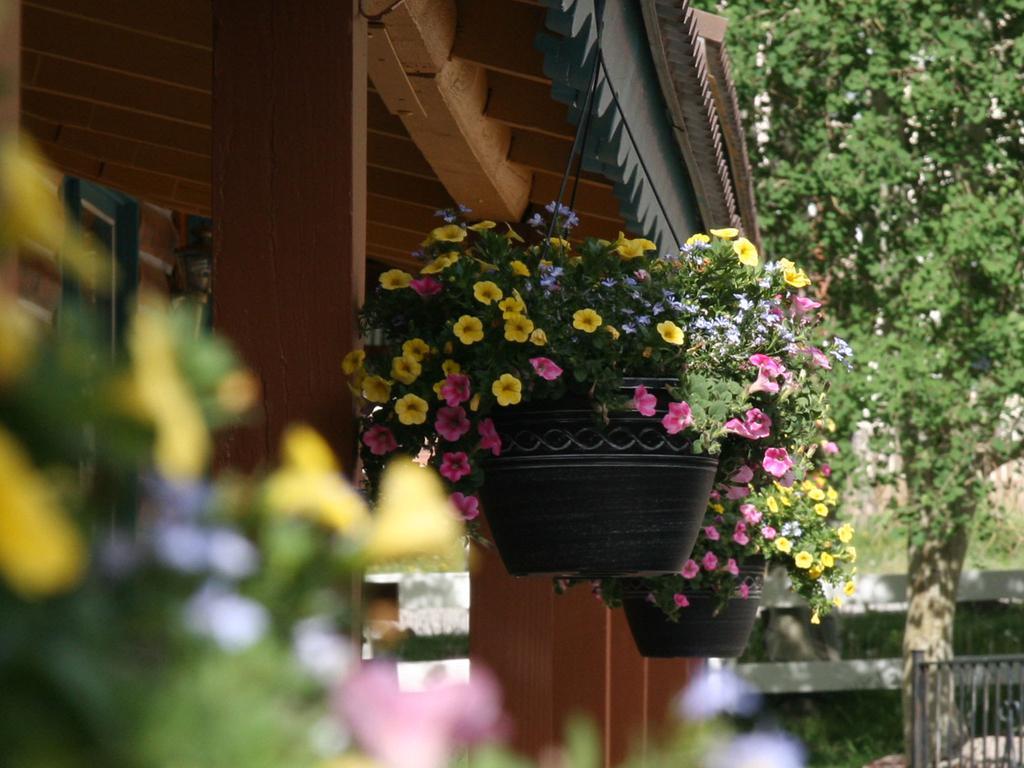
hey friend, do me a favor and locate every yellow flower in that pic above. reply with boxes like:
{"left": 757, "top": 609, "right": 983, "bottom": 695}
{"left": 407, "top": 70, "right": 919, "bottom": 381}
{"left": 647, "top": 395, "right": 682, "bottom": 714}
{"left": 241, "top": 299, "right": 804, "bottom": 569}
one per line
{"left": 845, "top": 545, "right": 858, "bottom": 563}
{"left": 391, "top": 355, "right": 422, "bottom": 385}
{"left": 529, "top": 328, "right": 548, "bottom": 346}
{"left": 468, "top": 220, "right": 496, "bottom": 231}
{"left": 473, "top": 281, "right": 504, "bottom": 305}
{"left": 499, "top": 293, "right": 527, "bottom": 318}
{"left": 800, "top": 479, "right": 815, "bottom": 493}
{"left": 402, "top": 338, "right": 430, "bottom": 361}
{"left": 808, "top": 487, "right": 826, "bottom": 502}
{"left": 808, "top": 564, "right": 824, "bottom": 579}
{"left": 265, "top": 425, "right": 369, "bottom": 533}
{"left": 813, "top": 503, "right": 829, "bottom": 517}
{"left": 794, "top": 551, "right": 814, "bottom": 569}
{"left": 0, "top": 427, "right": 85, "bottom": 597}
{"left": 709, "top": 503, "right": 725, "bottom": 514}
{"left": 492, "top": 373, "right": 522, "bottom": 406}
{"left": 766, "top": 496, "right": 779, "bottom": 514}
{"left": 504, "top": 224, "right": 525, "bottom": 243}
{"left": 420, "top": 253, "right": 459, "bottom": 274}
{"left": 453, "top": 315, "right": 484, "bottom": 345}
{"left": 837, "top": 523, "right": 855, "bottom": 543}
{"left": 605, "top": 325, "right": 620, "bottom": 340}
{"left": 510, "top": 260, "right": 530, "bottom": 277}
{"left": 342, "top": 349, "right": 365, "bottom": 375}
{"left": 783, "top": 265, "right": 811, "bottom": 288}
{"left": 615, "top": 232, "right": 657, "bottom": 259}
{"left": 395, "top": 393, "right": 429, "bottom": 425}
{"left": 548, "top": 237, "right": 572, "bottom": 251}
{"left": 844, "top": 580, "right": 857, "bottom": 597}
{"left": 0, "top": 300, "right": 38, "bottom": 384}
{"left": 685, "top": 233, "right": 710, "bottom": 246}
{"left": 733, "top": 237, "right": 759, "bottom": 267}
{"left": 710, "top": 227, "right": 739, "bottom": 239}
{"left": 427, "top": 224, "right": 467, "bottom": 244}
{"left": 833, "top": 596, "right": 844, "bottom": 608}
{"left": 128, "top": 305, "right": 210, "bottom": 479}
{"left": 441, "top": 359, "right": 461, "bottom": 376}
{"left": 810, "top": 610, "right": 821, "bottom": 625}
{"left": 433, "top": 380, "right": 445, "bottom": 399}
{"left": 362, "top": 375, "right": 392, "bottom": 403}
{"left": 504, "top": 314, "right": 534, "bottom": 343}
{"left": 826, "top": 488, "right": 839, "bottom": 505}
{"left": 469, "top": 393, "right": 481, "bottom": 411}
{"left": 820, "top": 552, "right": 835, "bottom": 568}
{"left": 572, "top": 308, "right": 602, "bottom": 333}
{"left": 361, "top": 461, "right": 462, "bottom": 563}
{"left": 656, "top": 320, "right": 685, "bottom": 345}
{"left": 379, "top": 269, "right": 412, "bottom": 290}
{"left": 775, "top": 536, "right": 792, "bottom": 554}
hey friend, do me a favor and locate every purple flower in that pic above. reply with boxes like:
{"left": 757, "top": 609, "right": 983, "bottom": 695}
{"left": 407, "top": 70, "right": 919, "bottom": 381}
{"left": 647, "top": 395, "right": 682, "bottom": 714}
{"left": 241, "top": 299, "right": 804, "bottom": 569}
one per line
{"left": 676, "top": 668, "right": 762, "bottom": 720}
{"left": 705, "top": 732, "right": 805, "bottom": 768}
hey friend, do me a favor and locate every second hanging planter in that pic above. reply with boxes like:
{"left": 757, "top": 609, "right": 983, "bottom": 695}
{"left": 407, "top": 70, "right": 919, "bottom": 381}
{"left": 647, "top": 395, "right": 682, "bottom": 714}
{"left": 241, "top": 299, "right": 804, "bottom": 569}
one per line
{"left": 479, "top": 380, "right": 718, "bottom": 578}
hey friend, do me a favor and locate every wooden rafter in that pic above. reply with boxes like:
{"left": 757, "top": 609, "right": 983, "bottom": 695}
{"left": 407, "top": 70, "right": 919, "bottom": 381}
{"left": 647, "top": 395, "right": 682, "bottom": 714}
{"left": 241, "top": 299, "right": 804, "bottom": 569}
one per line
{"left": 367, "top": 0, "right": 531, "bottom": 221}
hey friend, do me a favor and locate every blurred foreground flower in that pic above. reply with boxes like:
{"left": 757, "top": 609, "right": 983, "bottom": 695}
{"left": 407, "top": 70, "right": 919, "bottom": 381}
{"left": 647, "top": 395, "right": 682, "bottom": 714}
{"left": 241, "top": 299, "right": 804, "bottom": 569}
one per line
{"left": 335, "top": 662, "right": 504, "bottom": 768}
{"left": 705, "top": 731, "right": 805, "bottom": 768}
{"left": 128, "top": 303, "right": 211, "bottom": 479}
{"left": 0, "top": 426, "right": 85, "bottom": 597}
{"left": 361, "top": 460, "right": 463, "bottom": 563}
{"left": 265, "top": 424, "right": 369, "bottom": 534}
{"left": 184, "top": 581, "right": 270, "bottom": 652}
{"left": 677, "top": 668, "right": 761, "bottom": 720}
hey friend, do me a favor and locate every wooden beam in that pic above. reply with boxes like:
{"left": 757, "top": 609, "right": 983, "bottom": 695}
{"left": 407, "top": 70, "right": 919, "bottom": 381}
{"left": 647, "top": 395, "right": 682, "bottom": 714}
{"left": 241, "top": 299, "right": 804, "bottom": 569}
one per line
{"left": 368, "top": 193, "right": 442, "bottom": 234}
{"left": 23, "top": 52, "right": 211, "bottom": 126}
{"left": 26, "top": 0, "right": 212, "bottom": 49}
{"left": 21, "top": 88, "right": 210, "bottom": 155}
{"left": 531, "top": 170, "right": 623, "bottom": 222}
{"left": 212, "top": 0, "right": 366, "bottom": 472}
{"left": 369, "top": 0, "right": 531, "bottom": 220}
{"left": 485, "top": 71, "right": 573, "bottom": 140}
{"left": 21, "top": 4, "right": 211, "bottom": 92}
{"left": 368, "top": 165, "right": 454, "bottom": 210}
{"left": 368, "top": 130, "right": 435, "bottom": 179}
{"left": 367, "top": 220, "right": 423, "bottom": 255}
{"left": 451, "top": 0, "right": 549, "bottom": 83}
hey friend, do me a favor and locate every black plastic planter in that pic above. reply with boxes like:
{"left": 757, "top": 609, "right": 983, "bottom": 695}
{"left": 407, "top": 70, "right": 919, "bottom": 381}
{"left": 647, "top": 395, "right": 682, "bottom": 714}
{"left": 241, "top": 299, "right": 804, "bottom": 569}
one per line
{"left": 479, "top": 379, "right": 718, "bottom": 577}
{"left": 622, "top": 559, "right": 767, "bottom": 658}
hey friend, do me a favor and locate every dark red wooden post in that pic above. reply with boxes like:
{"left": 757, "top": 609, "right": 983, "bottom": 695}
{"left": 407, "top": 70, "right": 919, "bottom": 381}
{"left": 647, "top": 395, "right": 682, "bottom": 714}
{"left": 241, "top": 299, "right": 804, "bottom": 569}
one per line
{"left": 471, "top": 528, "right": 696, "bottom": 765}
{"left": 211, "top": 0, "right": 366, "bottom": 470}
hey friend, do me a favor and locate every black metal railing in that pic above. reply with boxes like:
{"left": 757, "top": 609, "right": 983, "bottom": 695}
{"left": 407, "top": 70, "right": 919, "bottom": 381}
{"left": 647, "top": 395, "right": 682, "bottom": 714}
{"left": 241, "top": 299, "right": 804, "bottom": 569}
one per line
{"left": 912, "top": 652, "right": 1024, "bottom": 767}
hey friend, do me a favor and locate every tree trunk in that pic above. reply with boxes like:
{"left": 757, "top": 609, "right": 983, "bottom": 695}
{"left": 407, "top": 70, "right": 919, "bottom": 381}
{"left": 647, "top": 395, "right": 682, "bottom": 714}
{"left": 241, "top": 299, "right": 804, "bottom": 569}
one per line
{"left": 901, "top": 521, "right": 969, "bottom": 760}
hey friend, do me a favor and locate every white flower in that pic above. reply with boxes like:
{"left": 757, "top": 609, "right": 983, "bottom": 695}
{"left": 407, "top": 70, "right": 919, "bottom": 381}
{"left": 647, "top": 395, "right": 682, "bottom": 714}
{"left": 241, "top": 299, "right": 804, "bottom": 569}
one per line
{"left": 184, "top": 582, "right": 269, "bottom": 652}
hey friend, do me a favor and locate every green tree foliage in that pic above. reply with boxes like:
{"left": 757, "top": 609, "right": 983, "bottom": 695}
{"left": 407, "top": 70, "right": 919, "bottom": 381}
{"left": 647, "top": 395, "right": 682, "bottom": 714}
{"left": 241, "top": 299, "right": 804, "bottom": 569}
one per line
{"left": 708, "top": 0, "right": 1024, "bottom": 750}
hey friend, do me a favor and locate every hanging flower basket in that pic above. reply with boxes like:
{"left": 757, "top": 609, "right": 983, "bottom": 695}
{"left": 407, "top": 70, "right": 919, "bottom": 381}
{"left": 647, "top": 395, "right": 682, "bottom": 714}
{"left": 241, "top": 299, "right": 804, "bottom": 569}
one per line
{"left": 480, "top": 380, "right": 718, "bottom": 577}
{"left": 621, "top": 558, "right": 766, "bottom": 658}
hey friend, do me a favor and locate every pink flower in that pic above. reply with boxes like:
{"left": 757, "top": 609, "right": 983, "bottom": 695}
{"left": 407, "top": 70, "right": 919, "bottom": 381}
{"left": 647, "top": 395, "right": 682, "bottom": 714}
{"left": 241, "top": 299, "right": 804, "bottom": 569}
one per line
{"left": 820, "top": 463, "right": 832, "bottom": 477}
{"left": 410, "top": 277, "right": 443, "bottom": 297}
{"left": 363, "top": 424, "right": 398, "bottom": 456}
{"left": 725, "top": 485, "right": 750, "bottom": 500}
{"left": 725, "top": 408, "right": 773, "bottom": 440}
{"left": 529, "top": 357, "right": 563, "bottom": 381}
{"left": 634, "top": 269, "right": 650, "bottom": 282}
{"left": 440, "top": 452, "right": 472, "bottom": 482}
{"left": 748, "top": 354, "right": 786, "bottom": 395}
{"left": 673, "top": 593, "right": 690, "bottom": 608}
{"left": 709, "top": 489, "right": 721, "bottom": 501}
{"left": 732, "top": 523, "right": 749, "bottom": 546}
{"left": 451, "top": 492, "right": 480, "bottom": 521}
{"left": 822, "top": 441, "right": 839, "bottom": 456}
{"left": 704, "top": 525, "right": 720, "bottom": 541}
{"left": 762, "top": 447, "right": 793, "bottom": 478}
{"left": 739, "top": 583, "right": 751, "bottom": 599}
{"left": 478, "top": 418, "right": 502, "bottom": 456}
{"left": 740, "top": 504, "right": 762, "bottom": 525}
{"left": 701, "top": 551, "right": 719, "bottom": 571}
{"left": 724, "top": 558, "right": 740, "bottom": 576}
{"left": 802, "top": 346, "right": 832, "bottom": 370}
{"left": 633, "top": 385, "right": 657, "bottom": 417}
{"left": 760, "top": 525, "right": 777, "bottom": 540}
{"left": 440, "top": 374, "right": 471, "bottom": 407}
{"left": 791, "top": 295, "right": 821, "bottom": 315}
{"left": 731, "top": 465, "right": 755, "bottom": 485}
{"left": 661, "top": 401, "right": 693, "bottom": 434}
{"left": 435, "top": 406, "right": 471, "bottom": 442}
{"left": 336, "top": 661, "right": 505, "bottom": 768}
{"left": 681, "top": 559, "right": 700, "bottom": 579}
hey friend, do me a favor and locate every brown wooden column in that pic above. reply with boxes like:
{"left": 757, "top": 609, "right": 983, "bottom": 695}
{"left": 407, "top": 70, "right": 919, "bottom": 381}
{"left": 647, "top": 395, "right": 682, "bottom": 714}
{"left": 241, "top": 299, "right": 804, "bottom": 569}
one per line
{"left": 471, "top": 533, "right": 696, "bottom": 765}
{"left": 2, "top": 1, "right": 19, "bottom": 279}
{"left": 211, "top": 0, "right": 366, "bottom": 470}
